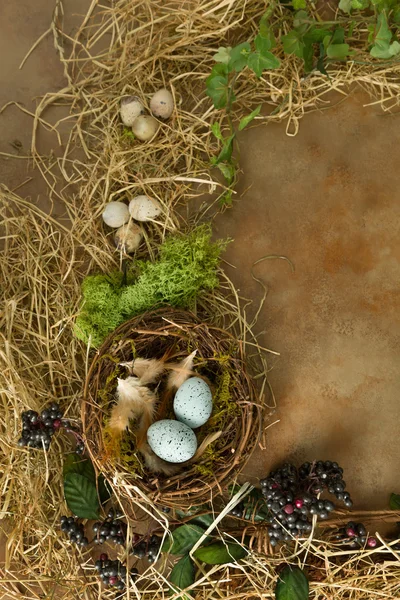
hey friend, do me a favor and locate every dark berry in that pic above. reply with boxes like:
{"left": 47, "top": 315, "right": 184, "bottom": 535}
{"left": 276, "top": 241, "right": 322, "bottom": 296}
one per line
{"left": 100, "top": 553, "right": 108, "bottom": 561}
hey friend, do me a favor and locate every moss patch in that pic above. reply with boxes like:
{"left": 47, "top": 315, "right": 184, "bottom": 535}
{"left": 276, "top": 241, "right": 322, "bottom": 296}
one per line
{"left": 74, "top": 225, "right": 228, "bottom": 347}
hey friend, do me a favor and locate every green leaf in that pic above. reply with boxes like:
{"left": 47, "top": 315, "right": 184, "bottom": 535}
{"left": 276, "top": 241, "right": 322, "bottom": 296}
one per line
{"left": 189, "top": 512, "right": 215, "bottom": 529}
{"left": 326, "top": 43, "right": 350, "bottom": 59}
{"left": 255, "top": 33, "right": 274, "bottom": 54}
{"left": 238, "top": 105, "right": 262, "bottom": 131}
{"left": 282, "top": 30, "right": 305, "bottom": 58}
{"left": 292, "top": 0, "right": 306, "bottom": 8}
{"left": 306, "top": 27, "right": 332, "bottom": 43}
{"left": 248, "top": 51, "right": 280, "bottom": 77}
{"left": 216, "top": 162, "right": 235, "bottom": 184}
{"left": 215, "top": 134, "right": 235, "bottom": 163}
{"left": 63, "top": 454, "right": 96, "bottom": 484}
{"left": 371, "top": 39, "right": 400, "bottom": 58}
{"left": 206, "top": 64, "right": 230, "bottom": 109}
{"left": 213, "top": 46, "right": 232, "bottom": 64}
{"left": 339, "top": 0, "right": 353, "bottom": 12}
{"left": 211, "top": 122, "right": 224, "bottom": 140}
{"left": 331, "top": 27, "right": 345, "bottom": 45}
{"left": 162, "top": 524, "right": 207, "bottom": 555}
{"left": 219, "top": 189, "right": 233, "bottom": 207}
{"left": 228, "top": 42, "right": 251, "bottom": 72}
{"left": 64, "top": 473, "right": 100, "bottom": 519}
{"left": 317, "top": 43, "right": 329, "bottom": 76}
{"left": 193, "top": 541, "right": 248, "bottom": 564}
{"left": 169, "top": 555, "right": 195, "bottom": 593}
{"left": 369, "top": 12, "right": 400, "bottom": 59}
{"left": 302, "top": 40, "right": 315, "bottom": 72}
{"left": 293, "top": 10, "right": 309, "bottom": 33}
{"left": 275, "top": 566, "right": 309, "bottom": 600}
{"left": 389, "top": 493, "right": 400, "bottom": 510}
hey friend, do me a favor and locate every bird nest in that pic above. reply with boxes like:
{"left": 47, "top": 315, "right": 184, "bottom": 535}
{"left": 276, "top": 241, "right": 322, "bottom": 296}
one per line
{"left": 82, "top": 307, "right": 261, "bottom": 509}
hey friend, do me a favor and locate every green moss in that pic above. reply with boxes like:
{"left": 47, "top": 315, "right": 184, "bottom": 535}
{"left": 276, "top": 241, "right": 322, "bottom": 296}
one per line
{"left": 74, "top": 225, "right": 227, "bottom": 347}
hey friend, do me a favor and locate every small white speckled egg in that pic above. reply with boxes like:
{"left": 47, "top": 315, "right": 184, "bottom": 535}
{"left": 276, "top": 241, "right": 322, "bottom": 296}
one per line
{"left": 102, "top": 201, "right": 130, "bottom": 228}
{"left": 120, "top": 96, "right": 144, "bottom": 127}
{"left": 150, "top": 89, "right": 174, "bottom": 119}
{"left": 147, "top": 420, "right": 197, "bottom": 463}
{"left": 174, "top": 377, "right": 213, "bottom": 429}
{"left": 129, "top": 195, "right": 162, "bottom": 222}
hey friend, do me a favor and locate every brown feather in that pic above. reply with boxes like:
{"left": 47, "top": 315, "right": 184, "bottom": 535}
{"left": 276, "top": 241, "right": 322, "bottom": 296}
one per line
{"left": 165, "top": 350, "right": 197, "bottom": 390}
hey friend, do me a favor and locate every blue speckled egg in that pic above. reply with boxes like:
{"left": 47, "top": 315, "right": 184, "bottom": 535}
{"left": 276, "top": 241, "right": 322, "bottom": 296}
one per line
{"left": 147, "top": 420, "right": 197, "bottom": 463}
{"left": 173, "top": 377, "right": 213, "bottom": 429}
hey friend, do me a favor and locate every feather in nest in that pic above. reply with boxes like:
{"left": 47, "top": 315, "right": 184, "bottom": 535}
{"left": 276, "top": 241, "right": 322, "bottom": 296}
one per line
{"left": 108, "top": 377, "right": 157, "bottom": 447}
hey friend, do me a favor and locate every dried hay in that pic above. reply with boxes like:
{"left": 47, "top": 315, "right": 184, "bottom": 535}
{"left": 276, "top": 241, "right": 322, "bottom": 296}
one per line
{"left": 1, "top": 0, "right": 400, "bottom": 597}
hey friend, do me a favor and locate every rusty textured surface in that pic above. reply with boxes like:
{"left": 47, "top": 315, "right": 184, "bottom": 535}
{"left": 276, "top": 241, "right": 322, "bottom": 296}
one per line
{"left": 214, "top": 95, "right": 400, "bottom": 509}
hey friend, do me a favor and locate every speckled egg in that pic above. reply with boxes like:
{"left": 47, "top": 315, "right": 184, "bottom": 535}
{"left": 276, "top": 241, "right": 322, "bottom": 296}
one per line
{"left": 150, "top": 88, "right": 174, "bottom": 119}
{"left": 147, "top": 420, "right": 197, "bottom": 463}
{"left": 173, "top": 377, "right": 213, "bottom": 429}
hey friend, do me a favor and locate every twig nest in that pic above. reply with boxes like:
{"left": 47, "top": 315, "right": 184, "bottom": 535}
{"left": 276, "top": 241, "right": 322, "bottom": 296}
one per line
{"left": 114, "top": 222, "right": 143, "bottom": 253}
{"left": 102, "top": 202, "right": 130, "bottom": 228}
{"left": 131, "top": 115, "right": 159, "bottom": 141}
{"left": 129, "top": 195, "right": 162, "bottom": 222}
{"left": 120, "top": 96, "right": 144, "bottom": 127}
{"left": 150, "top": 88, "right": 174, "bottom": 119}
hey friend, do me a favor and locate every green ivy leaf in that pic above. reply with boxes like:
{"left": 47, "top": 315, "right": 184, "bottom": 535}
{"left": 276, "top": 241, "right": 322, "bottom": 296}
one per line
{"left": 255, "top": 33, "right": 274, "bottom": 54}
{"left": 275, "top": 566, "right": 309, "bottom": 600}
{"left": 371, "top": 39, "right": 400, "bottom": 58}
{"left": 339, "top": 0, "right": 353, "bottom": 12}
{"left": 64, "top": 473, "right": 100, "bottom": 519}
{"left": 293, "top": 10, "right": 309, "bottom": 32}
{"left": 169, "top": 555, "right": 195, "bottom": 593}
{"left": 219, "top": 189, "right": 233, "bottom": 207}
{"left": 326, "top": 43, "right": 350, "bottom": 59}
{"left": 389, "top": 493, "right": 400, "bottom": 510}
{"left": 213, "top": 46, "right": 232, "bottom": 64}
{"left": 238, "top": 105, "right": 262, "bottom": 131}
{"left": 206, "top": 64, "right": 230, "bottom": 109}
{"left": 248, "top": 51, "right": 280, "bottom": 77}
{"left": 370, "top": 12, "right": 400, "bottom": 59}
{"left": 193, "top": 541, "right": 248, "bottom": 564}
{"left": 162, "top": 524, "right": 208, "bottom": 555}
{"left": 282, "top": 30, "right": 305, "bottom": 58}
{"left": 228, "top": 42, "right": 251, "bottom": 72}
{"left": 302, "top": 39, "right": 315, "bottom": 72}
{"left": 211, "top": 122, "right": 224, "bottom": 140}
{"left": 317, "top": 43, "right": 329, "bottom": 76}
{"left": 306, "top": 27, "right": 332, "bottom": 43}
{"left": 215, "top": 134, "right": 235, "bottom": 164}
{"left": 216, "top": 162, "right": 235, "bottom": 184}
{"left": 292, "top": 0, "right": 306, "bottom": 8}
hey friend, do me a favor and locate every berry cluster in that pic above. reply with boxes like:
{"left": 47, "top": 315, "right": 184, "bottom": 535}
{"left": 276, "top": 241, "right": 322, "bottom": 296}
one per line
{"left": 260, "top": 461, "right": 352, "bottom": 547}
{"left": 299, "top": 461, "right": 353, "bottom": 507}
{"left": 336, "top": 521, "right": 377, "bottom": 549}
{"left": 60, "top": 516, "right": 89, "bottom": 547}
{"left": 18, "top": 403, "right": 63, "bottom": 450}
{"left": 132, "top": 534, "right": 162, "bottom": 563}
{"left": 93, "top": 508, "right": 126, "bottom": 545}
{"left": 95, "top": 553, "right": 138, "bottom": 591}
